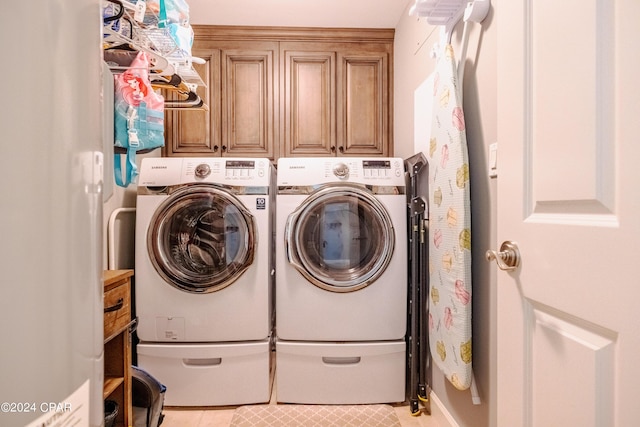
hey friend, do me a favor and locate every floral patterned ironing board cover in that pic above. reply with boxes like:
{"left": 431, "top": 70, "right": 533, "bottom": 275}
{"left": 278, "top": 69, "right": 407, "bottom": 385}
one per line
{"left": 427, "top": 44, "right": 473, "bottom": 390}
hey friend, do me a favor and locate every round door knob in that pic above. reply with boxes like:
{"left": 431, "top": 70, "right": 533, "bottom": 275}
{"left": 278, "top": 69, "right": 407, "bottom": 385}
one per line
{"left": 486, "top": 241, "right": 520, "bottom": 271}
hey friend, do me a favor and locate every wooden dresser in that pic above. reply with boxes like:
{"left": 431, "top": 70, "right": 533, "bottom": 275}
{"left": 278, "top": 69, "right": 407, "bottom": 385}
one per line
{"left": 103, "top": 269, "right": 134, "bottom": 427}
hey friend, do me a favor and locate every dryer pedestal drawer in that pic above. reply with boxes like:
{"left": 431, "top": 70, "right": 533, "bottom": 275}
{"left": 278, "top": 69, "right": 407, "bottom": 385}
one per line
{"left": 137, "top": 339, "right": 272, "bottom": 406}
{"left": 275, "top": 339, "right": 406, "bottom": 404}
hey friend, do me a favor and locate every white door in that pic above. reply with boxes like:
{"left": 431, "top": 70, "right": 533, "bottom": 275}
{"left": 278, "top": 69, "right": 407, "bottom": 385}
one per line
{"left": 496, "top": 1, "right": 640, "bottom": 426}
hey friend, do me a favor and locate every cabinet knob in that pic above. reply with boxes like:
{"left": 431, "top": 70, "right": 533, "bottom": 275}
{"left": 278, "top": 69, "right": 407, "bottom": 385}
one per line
{"left": 330, "top": 146, "right": 336, "bottom": 153}
{"left": 222, "top": 145, "right": 227, "bottom": 152}
{"left": 338, "top": 146, "right": 344, "bottom": 153}
{"left": 213, "top": 145, "right": 219, "bottom": 152}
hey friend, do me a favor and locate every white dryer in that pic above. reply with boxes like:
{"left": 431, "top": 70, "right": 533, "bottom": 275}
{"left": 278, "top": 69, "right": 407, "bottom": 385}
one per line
{"left": 135, "top": 157, "right": 274, "bottom": 406}
{"left": 275, "top": 157, "right": 407, "bottom": 341}
{"left": 275, "top": 157, "right": 407, "bottom": 404}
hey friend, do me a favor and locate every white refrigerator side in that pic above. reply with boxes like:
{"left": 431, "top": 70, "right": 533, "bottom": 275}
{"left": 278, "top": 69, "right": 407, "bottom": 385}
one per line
{"left": 0, "top": 1, "right": 104, "bottom": 426}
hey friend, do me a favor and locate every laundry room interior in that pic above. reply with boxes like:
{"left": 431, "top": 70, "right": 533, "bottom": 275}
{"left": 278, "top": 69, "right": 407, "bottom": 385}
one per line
{"left": 3, "top": 1, "right": 639, "bottom": 427}
{"left": 100, "top": 1, "right": 495, "bottom": 425}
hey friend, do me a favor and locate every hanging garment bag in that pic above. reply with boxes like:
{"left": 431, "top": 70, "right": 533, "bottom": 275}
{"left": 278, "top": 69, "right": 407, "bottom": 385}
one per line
{"left": 113, "top": 51, "right": 165, "bottom": 187}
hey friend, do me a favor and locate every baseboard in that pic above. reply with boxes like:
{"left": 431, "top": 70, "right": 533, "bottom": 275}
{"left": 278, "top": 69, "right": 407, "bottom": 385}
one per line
{"left": 430, "top": 392, "right": 460, "bottom": 427}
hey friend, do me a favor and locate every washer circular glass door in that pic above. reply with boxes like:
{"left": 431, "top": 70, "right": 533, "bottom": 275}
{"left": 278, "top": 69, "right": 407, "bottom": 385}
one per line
{"left": 148, "top": 185, "right": 255, "bottom": 293}
{"left": 285, "top": 185, "right": 395, "bottom": 292}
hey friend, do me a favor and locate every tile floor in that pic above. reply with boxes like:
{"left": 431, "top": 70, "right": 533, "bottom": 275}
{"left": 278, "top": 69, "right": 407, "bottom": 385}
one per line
{"left": 162, "top": 403, "right": 438, "bottom": 427}
{"left": 160, "top": 377, "right": 438, "bottom": 427}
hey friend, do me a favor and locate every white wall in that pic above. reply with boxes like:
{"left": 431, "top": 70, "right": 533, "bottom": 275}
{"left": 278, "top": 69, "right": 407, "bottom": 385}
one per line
{"left": 102, "top": 150, "right": 160, "bottom": 270}
{"left": 393, "top": 2, "right": 498, "bottom": 426}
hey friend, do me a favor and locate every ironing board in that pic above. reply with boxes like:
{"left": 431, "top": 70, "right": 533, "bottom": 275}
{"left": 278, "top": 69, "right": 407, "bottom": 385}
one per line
{"left": 427, "top": 44, "right": 472, "bottom": 390}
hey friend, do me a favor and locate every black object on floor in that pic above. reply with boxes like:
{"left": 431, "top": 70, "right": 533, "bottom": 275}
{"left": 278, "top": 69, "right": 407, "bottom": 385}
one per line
{"left": 132, "top": 365, "right": 166, "bottom": 427}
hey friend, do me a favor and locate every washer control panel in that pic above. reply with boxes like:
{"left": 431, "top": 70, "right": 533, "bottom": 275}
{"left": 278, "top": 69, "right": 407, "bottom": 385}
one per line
{"left": 361, "top": 159, "right": 402, "bottom": 178}
{"left": 223, "top": 160, "right": 266, "bottom": 179}
{"left": 174, "top": 159, "right": 270, "bottom": 184}
{"left": 194, "top": 163, "right": 211, "bottom": 178}
{"left": 332, "top": 162, "right": 350, "bottom": 180}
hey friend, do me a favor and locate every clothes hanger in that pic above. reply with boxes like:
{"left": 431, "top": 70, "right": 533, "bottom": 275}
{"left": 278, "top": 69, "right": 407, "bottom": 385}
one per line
{"left": 164, "top": 91, "right": 208, "bottom": 110}
{"left": 103, "top": 28, "right": 174, "bottom": 74}
{"left": 103, "top": 0, "right": 176, "bottom": 75}
{"left": 103, "top": 0, "right": 124, "bottom": 25}
{"left": 104, "top": 0, "right": 207, "bottom": 109}
{"left": 149, "top": 73, "right": 209, "bottom": 110}
{"left": 150, "top": 73, "right": 192, "bottom": 94}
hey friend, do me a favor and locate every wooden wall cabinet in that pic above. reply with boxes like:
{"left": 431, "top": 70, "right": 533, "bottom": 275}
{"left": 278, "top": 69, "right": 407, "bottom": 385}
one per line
{"left": 164, "top": 41, "right": 278, "bottom": 160}
{"left": 164, "top": 26, "right": 394, "bottom": 162}
{"left": 103, "top": 270, "right": 134, "bottom": 427}
{"left": 281, "top": 41, "right": 391, "bottom": 157}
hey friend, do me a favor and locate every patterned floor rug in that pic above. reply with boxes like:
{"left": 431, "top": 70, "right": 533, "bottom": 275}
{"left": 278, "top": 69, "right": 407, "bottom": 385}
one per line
{"left": 230, "top": 404, "right": 402, "bottom": 427}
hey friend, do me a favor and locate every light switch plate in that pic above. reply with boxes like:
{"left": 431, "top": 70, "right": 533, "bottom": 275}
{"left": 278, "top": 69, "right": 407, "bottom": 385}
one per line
{"left": 489, "top": 143, "right": 498, "bottom": 178}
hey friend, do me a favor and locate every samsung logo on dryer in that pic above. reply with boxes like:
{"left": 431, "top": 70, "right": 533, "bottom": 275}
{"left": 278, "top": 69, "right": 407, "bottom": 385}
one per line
{"left": 151, "top": 166, "right": 168, "bottom": 169}
{"left": 288, "top": 165, "right": 306, "bottom": 169}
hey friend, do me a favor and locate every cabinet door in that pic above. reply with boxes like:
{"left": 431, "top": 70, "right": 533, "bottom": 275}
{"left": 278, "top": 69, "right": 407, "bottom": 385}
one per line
{"left": 281, "top": 43, "right": 336, "bottom": 157}
{"left": 337, "top": 46, "right": 390, "bottom": 156}
{"left": 164, "top": 42, "right": 278, "bottom": 160}
{"left": 220, "top": 43, "right": 278, "bottom": 159}
{"left": 164, "top": 50, "right": 221, "bottom": 156}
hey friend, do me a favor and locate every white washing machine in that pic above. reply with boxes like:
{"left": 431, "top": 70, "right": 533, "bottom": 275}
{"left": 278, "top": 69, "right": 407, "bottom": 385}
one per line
{"left": 135, "top": 157, "right": 274, "bottom": 406}
{"left": 275, "top": 157, "right": 407, "bottom": 404}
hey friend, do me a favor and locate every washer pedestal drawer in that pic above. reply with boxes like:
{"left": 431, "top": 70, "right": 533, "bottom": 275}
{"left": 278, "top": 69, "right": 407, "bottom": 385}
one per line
{"left": 137, "top": 338, "right": 272, "bottom": 406}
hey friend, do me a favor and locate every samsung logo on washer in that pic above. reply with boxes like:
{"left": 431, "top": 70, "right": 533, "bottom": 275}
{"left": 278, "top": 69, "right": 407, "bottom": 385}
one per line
{"left": 288, "top": 165, "right": 306, "bottom": 169}
{"left": 151, "top": 166, "right": 167, "bottom": 169}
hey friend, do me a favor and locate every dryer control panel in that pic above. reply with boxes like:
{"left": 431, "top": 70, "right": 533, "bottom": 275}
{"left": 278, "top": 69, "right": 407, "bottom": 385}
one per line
{"left": 277, "top": 157, "right": 405, "bottom": 186}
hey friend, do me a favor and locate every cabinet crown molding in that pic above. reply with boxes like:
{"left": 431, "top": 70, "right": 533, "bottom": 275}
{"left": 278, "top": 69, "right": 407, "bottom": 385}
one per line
{"left": 193, "top": 25, "right": 395, "bottom": 43}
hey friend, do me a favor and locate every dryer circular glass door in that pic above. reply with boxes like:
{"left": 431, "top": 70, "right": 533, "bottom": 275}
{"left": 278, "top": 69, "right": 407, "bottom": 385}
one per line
{"left": 147, "top": 185, "right": 256, "bottom": 293}
{"left": 285, "top": 185, "right": 395, "bottom": 292}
